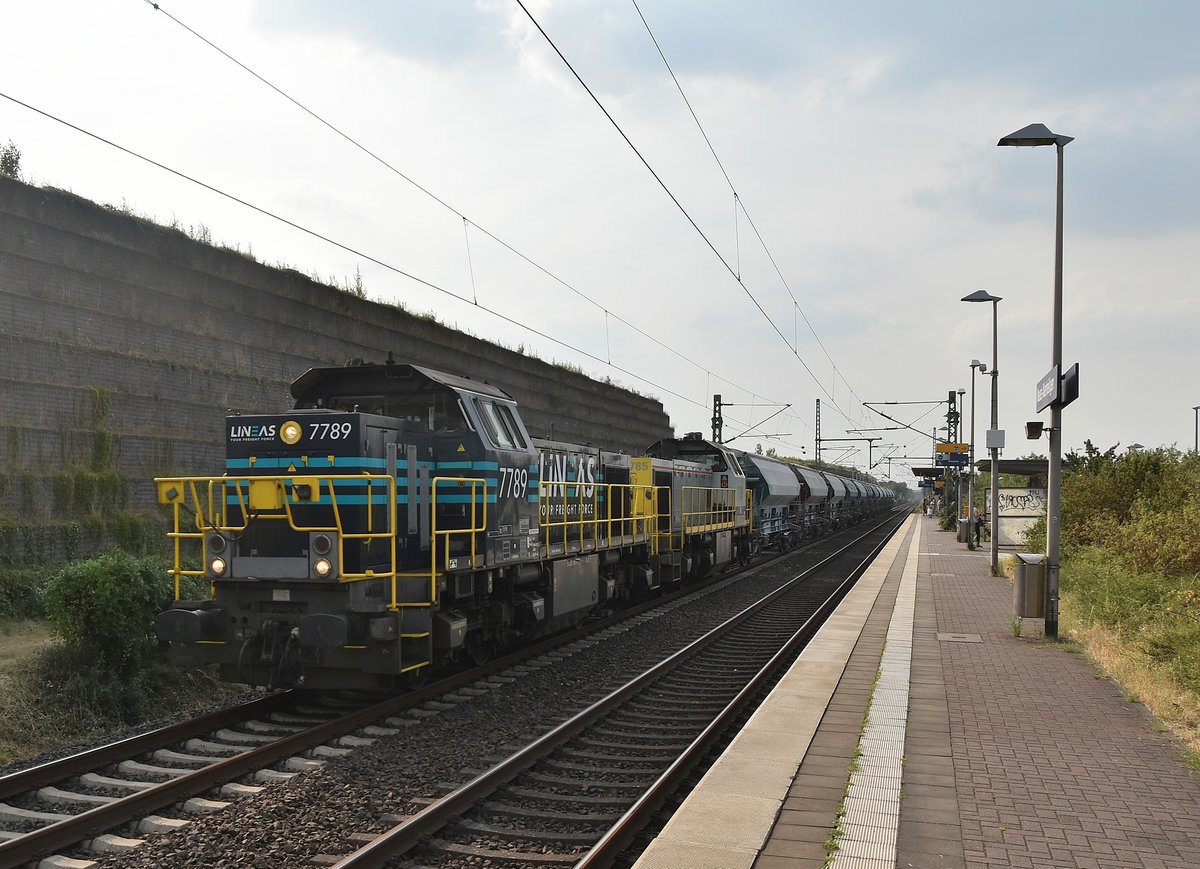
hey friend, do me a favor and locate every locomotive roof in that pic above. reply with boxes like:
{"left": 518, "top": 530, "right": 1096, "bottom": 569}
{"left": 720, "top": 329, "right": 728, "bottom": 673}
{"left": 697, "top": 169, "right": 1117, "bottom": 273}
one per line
{"left": 290, "top": 360, "right": 515, "bottom": 403}
{"left": 645, "top": 435, "right": 726, "bottom": 459}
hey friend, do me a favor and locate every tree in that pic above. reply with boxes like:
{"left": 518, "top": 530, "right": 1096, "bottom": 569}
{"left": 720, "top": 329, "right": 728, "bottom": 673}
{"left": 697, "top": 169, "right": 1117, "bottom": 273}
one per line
{"left": 0, "top": 139, "right": 20, "bottom": 179}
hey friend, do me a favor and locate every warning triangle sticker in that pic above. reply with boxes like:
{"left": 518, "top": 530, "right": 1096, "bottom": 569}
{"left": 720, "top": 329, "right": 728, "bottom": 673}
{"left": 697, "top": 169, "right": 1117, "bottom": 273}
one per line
{"left": 287, "top": 463, "right": 297, "bottom": 473}
{"left": 457, "top": 444, "right": 467, "bottom": 453}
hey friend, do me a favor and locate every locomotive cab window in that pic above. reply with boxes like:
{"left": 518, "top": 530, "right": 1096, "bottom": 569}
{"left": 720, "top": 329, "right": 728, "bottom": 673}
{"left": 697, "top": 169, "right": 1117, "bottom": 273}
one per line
{"left": 321, "top": 386, "right": 469, "bottom": 432}
{"left": 474, "top": 399, "right": 526, "bottom": 450}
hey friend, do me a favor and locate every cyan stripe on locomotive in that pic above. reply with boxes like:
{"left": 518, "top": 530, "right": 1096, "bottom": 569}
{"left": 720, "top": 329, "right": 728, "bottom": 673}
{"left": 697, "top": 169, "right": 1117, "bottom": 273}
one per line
{"left": 155, "top": 359, "right": 748, "bottom": 690}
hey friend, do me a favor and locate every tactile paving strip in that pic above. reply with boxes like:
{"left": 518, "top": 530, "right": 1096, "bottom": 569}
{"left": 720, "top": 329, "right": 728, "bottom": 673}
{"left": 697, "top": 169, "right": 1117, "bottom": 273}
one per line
{"left": 828, "top": 521, "right": 919, "bottom": 869}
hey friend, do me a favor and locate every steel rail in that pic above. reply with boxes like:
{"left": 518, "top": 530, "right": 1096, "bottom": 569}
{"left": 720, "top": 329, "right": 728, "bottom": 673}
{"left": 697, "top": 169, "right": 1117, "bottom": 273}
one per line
{"left": 0, "top": 691, "right": 294, "bottom": 801}
{"left": 0, "top": 544, "right": 743, "bottom": 869}
{"left": 0, "top": 507, "right": 904, "bottom": 868}
{"left": 576, "top": 510, "right": 910, "bottom": 867}
{"left": 328, "top": 508, "right": 909, "bottom": 869}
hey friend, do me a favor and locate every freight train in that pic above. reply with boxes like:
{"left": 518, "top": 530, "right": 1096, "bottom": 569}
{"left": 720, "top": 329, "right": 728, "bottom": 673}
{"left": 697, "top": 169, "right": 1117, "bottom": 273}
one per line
{"left": 155, "top": 357, "right": 895, "bottom": 689}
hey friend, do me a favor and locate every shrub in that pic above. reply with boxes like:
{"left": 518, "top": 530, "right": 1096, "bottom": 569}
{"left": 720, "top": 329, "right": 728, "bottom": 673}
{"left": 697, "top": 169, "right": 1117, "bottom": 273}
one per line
{"left": 1121, "top": 500, "right": 1200, "bottom": 576}
{"left": 0, "top": 568, "right": 49, "bottom": 619}
{"left": 43, "top": 551, "right": 171, "bottom": 671}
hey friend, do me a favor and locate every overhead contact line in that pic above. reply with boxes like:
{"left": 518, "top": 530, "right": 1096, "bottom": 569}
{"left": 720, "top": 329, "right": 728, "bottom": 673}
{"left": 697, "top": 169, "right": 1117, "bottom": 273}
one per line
{"left": 0, "top": 90, "right": 702, "bottom": 415}
{"left": 515, "top": 0, "right": 865, "bottom": 430}
{"left": 138, "top": 0, "right": 780, "bottom": 430}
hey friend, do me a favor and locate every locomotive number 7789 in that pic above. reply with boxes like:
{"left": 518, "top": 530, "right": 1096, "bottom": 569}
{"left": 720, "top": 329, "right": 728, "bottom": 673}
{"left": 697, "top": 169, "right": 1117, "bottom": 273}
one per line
{"left": 498, "top": 466, "right": 529, "bottom": 500}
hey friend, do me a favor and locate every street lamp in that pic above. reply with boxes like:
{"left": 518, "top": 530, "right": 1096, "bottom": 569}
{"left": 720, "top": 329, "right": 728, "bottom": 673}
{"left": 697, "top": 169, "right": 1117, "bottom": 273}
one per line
{"left": 968, "top": 359, "right": 988, "bottom": 549}
{"left": 1193, "top": 406, "right": 1199, "bottom": 453}
{"left": 998, "top": 122, "right": 1072, "bottom": 639}
{"left": 962, "top": 289, "right": 1002, "bottom": 574}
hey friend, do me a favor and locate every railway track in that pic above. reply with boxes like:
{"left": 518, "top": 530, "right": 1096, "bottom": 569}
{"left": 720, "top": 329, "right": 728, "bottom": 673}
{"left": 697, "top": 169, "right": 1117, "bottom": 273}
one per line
{"left": 321, "top": 510, "right": 908, "bottom": 868}
{"left": 0, "top": 690, "right": 427, "bottom": 869}
{"left": 0, "top": 510, "right": 907, "bottom": 869}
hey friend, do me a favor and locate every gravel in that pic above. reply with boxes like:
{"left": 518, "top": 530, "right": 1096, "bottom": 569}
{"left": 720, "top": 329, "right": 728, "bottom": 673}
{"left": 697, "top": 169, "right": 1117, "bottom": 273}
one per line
{"left": 84, "top": 541, "right": 856, "bottom": 868}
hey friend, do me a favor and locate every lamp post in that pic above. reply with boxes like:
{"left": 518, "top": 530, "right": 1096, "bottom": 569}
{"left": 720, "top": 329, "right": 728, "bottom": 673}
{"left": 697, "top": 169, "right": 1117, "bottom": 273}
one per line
{"left": 998, "top": 122, "right": 1072, "bottom": 639}
{"left": 1193, "top": 405, "right": 1199, "bottom": 453}
{"left": 968, "top": 359, "right": 987, "bottom": 549}
{"left": 962, "top": 290, "right": 1002, "bottom": 574}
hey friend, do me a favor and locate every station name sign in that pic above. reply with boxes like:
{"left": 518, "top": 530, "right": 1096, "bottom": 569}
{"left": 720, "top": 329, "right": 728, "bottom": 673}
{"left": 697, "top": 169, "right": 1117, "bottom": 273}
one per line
{"left": 1035, "top": 366, "right": 1060, "bottom": 413}
{"left": 935, "top": 442, "right": 969, "bottom": 454}
{"left": 1035, "top": 363, "right": 1080, "bottom": 413}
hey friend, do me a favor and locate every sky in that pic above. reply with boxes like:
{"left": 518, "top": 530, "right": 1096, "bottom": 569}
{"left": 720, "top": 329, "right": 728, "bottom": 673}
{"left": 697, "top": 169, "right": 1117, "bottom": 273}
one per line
{"left": 2, "top": 0, "right": 1198, "bottom": 484}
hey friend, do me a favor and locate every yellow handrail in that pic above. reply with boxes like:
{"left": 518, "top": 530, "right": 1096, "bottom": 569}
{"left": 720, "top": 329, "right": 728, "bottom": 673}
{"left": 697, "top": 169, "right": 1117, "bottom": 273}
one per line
{"left": 424, "top": 476, "right": 489, "bottom": 607}
{"left": 680, "top": 485, "right": 738, "bottom": 532}
{"left": 157, "top": 473, "right": 397, "bottom": 600}
{"left": 538, "top": 482, "right": 664, "bottom": 554}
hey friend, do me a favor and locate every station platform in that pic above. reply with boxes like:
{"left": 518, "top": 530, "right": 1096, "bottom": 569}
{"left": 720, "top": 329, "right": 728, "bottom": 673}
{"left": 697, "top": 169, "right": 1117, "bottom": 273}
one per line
{"left": 634, "top": 514, "right": 1200, "bottom": 869}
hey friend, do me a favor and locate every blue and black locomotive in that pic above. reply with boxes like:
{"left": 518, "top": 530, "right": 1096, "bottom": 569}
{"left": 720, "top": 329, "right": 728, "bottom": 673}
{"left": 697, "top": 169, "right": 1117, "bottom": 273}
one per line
{"left": 155, "top": 357, "right": 755, "bottom": 689}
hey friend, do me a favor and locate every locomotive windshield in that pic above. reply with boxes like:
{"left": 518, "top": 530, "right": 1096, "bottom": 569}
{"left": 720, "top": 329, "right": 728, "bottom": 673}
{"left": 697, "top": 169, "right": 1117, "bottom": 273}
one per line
{"left": 302, "top": 384, "right": 471, "bottom": 433}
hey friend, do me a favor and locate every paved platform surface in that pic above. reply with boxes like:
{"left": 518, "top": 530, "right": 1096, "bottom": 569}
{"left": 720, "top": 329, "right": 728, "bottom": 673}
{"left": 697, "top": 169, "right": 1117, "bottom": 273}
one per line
{"left": 635, "top": 514, "right": 1200, "bottom": 869}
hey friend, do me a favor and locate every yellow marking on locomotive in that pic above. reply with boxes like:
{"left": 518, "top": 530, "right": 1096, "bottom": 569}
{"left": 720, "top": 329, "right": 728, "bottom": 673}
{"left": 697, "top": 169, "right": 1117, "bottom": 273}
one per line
{"left": 249, "top": 479, "right": 283, "bottom": 511}
{"left": 157, "top": 480, "right": 185, "bottom": 504}
{"left": 290, "top": 477, "right": 319, "bottom": 502}
{"left": 342, "top": 645, "right": 367, "bottom": 650}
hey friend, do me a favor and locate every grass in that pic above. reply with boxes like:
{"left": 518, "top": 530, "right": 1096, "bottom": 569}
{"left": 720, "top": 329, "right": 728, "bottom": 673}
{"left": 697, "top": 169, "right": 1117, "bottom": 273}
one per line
{"left": 0, "top": 618, "right": 53, "bottom": 665}
{"left": 0, "top": 623, "right": 245, "bottom": 765}
{"left": 1057, "top": 550, "right": 1200, "bottom": 762}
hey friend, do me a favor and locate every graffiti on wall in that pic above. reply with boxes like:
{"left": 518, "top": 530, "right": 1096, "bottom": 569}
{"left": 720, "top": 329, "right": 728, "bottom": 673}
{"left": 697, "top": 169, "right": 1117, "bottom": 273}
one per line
{"left": 995, "top": 489, "right": 1047, "bottom": 517}
{"left": 986, "top": 487, "right": 1047, "bottom": 547}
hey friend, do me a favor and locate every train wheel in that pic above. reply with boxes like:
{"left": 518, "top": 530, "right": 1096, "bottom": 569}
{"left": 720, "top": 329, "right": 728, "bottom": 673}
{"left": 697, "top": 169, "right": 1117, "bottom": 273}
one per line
{"left": 466, "top": 634, "right": 495, "bottom": 666}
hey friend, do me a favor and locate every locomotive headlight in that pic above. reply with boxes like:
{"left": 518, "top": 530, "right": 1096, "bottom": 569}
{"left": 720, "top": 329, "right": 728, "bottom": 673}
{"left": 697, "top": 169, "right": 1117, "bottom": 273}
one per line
{"left": 313, "top": 558, "right": 332, "bottom": 578}
{"left": 280, "top": 420, "right": 303, "bottom": 445}
{"left": 207, "top": 533, "right": 227, "bottom": 554}
{"left": 210, "top": 557, "right": 227, "bottom": 577}
{"left": 313, "top": 533, "right": 332, "bottom": 555}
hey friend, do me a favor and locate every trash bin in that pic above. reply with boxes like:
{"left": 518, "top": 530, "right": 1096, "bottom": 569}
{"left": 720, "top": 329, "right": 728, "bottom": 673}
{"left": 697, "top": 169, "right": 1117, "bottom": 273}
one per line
{"left": 957, "top": 519, "right": 970, "bottom": 543}
{"left": 1014, "top": 553, "right": 1046, "bottom": 618}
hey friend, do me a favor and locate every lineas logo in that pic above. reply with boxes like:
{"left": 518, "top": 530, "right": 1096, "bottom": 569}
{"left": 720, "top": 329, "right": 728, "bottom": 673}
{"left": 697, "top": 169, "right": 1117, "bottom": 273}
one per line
{"left": 228, "top": 423, "right": 278, "bottom": 442}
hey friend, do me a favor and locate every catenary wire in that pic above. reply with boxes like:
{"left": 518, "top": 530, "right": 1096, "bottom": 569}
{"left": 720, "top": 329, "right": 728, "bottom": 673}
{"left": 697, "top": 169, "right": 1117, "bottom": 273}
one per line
{"left": 137, "top": 0, "right": 771, "bottom": 415}
{"left": 513, "top": 0, "right": 863, "bottom": 429}
{"left": 630, "top": 0, "right": 868, "bottom": 418}
{"left": 140, "top": 0, "right": 877, "bottom": 457}
{"left": 0, "top": 89, "right": 719, "bottom": 418}
{"left": 134, "top": 1, "right": 864, "bottom": 460}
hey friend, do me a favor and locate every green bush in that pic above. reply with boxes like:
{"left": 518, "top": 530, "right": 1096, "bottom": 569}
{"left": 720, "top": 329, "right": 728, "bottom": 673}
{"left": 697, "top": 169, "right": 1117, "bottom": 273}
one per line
{"left": 0, "top": 568, "right": 49, "bottom": 619}
{"left": 43, "top": 551, "right": 171, "bottom": 671}
{"left": 1121, "top": 499, "right": 1200, "bottom": 576}
{"left": 1063, "top": 546, "right": 1200, "bottom": 694}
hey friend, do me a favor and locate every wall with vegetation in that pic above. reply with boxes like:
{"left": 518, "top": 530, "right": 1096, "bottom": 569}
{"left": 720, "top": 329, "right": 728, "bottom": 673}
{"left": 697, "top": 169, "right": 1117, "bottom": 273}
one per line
{"left": 0, "top": 178, "right": 673, "bottom": 567}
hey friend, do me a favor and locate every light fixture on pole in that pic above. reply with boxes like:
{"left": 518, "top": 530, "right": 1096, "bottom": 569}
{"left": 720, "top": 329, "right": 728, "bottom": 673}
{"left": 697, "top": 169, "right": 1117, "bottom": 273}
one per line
{"left": 968, "top": 359, "right": 987, "bottom": 549}
{"left": 998, "top": 122, "right": 1072, "bottom": 638}
{"left": 1194, "top": 405, "right": 1199, "bottom": 454}
{"left": 962, "top": 289, "right": 1002, "bottom": 574}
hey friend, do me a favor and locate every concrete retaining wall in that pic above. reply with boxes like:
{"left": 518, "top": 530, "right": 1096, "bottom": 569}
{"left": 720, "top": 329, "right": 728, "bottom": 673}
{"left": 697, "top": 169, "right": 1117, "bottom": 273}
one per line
{"left": 0, "top": 178, "right": 672, "bottom": 565}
